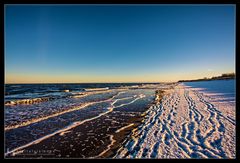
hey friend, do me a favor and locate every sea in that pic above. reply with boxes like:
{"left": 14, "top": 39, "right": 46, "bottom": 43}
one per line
{"left": 4, "top": 83, "right": 161, "bottom": 157}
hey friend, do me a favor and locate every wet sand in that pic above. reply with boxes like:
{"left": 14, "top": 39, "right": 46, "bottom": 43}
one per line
{"left": 8, "top": 111, "right": 145, "bottom": 158}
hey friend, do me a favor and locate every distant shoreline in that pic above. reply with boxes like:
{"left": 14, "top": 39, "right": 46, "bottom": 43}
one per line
{"left": 178, "top": 73, "right": 235, "bottom": 83}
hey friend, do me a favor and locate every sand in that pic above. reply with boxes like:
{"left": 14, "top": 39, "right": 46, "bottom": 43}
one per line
{"left": 115, "top": 83, "right": 235, "bottom": 158}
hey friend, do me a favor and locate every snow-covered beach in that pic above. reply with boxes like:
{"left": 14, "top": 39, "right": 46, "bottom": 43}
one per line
{"left": 115, "top": 83, "right": 235, "bottom": 158}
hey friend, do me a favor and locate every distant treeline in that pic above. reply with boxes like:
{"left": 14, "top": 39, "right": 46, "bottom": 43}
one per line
{"left": 178, "top": 73, "right": 235, "bottom": 82}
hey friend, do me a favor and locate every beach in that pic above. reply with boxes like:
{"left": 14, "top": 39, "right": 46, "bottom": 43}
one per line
{"left": 116, "top": 83, "right": 235, "bottom": 158}
{"left": 5, "top": 82, "right": 235, "bottom": 158}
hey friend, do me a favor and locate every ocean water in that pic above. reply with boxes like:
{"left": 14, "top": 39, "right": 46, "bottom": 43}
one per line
{"left": 4, "top": 83, "right": 160, "bottom": 156}
{"left": 184, "top": 79, "right": 236, "bottom": 102}
{"left": 5, "top": 83, "right": 157, "bottom": 101}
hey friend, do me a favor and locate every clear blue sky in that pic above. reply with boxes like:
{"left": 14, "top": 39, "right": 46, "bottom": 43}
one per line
{"left": 5, "top": 5, "right": 235, "bottom": 83}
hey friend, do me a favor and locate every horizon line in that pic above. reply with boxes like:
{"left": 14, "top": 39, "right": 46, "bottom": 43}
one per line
{"left": 5, "top": 72, "right": 235, "bottom": 84}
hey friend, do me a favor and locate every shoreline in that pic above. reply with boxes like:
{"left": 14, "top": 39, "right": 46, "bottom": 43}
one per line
{"left": 178, "top": 76, "right": 235, "bottom": 83}
{"left": 5, "top": 88, "right": 156, "bottom": 158}
{"left": 5, "top": 82, "right": 235, "bottom": 158}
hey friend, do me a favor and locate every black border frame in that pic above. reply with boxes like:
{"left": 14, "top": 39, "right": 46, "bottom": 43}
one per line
{"left": 1, "top": 0, "right": 239, "bottom": 161}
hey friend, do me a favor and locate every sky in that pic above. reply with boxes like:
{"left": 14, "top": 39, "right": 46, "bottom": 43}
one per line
{"left": 5, "top": 4, "right": 235, "bottom": 83}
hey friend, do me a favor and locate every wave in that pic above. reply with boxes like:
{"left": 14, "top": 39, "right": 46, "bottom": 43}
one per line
{"left": 5, "top": 89, "right": 113, "bottom": 106}
{"left": 5, "top": 91, "right": 127, "bottom": 131}
{"left": 9, "top": 85, "right": 21, "bottom": 88}
{"left": 71, "top": 89, "right": 111, "bottom": 98}
{"left": 5, "top": 93, "right": 146, "bottom": 156}
{"left": 5, "top": 102, "right": 93, "bottom": 131}
{"left": 6, "top": 106, "right": 115, "bottom": 156}
{"left": 5, "top": 97, "right": 55, "bottom": 106}
{"left": 5, "top": 105, "right": 114, "bottom": 157}
{"left": 84, "top": 87, "right": 109, "bottom": 91}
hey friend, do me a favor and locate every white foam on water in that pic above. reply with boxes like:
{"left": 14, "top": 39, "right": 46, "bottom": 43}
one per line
{"left": 6, "top": 93, "right": 146, "bottom": 156}
{"left": 5, "top": 97, "right": 53, "bottom": 106}
{"left": 84, "top": 87, "right": 109, "bottom": 91}
{"left": 5, "top": 91, "right": 124, "bottom": 131}
{"left": 115, "top": 123, "right": 135, "bottom": 133}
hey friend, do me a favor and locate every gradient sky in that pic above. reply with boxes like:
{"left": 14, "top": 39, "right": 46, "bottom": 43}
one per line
{"left": 5, "top": 4, "right": 235, "bottom": 83}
